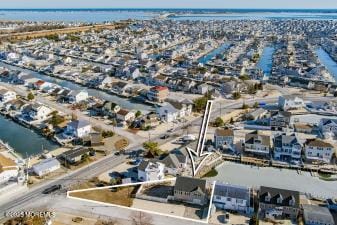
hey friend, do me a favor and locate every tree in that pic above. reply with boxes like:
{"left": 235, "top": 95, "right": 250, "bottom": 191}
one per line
{"left": 239, "top": 74, "right": 250, "bottom": 81}
{"left": 242, "top": 103, "right": 249, "bottom": 109}
{"left": 214, "top": 117, "right": 224, "bottom": 127}
{"left": 249, "top": 214, "right": 259, "bottom": 225}
{"left": 131, "top": 211, "right": 153, "bottom": 225}
{"left": 253, "top": 102, "right": 259, "bottom": 108}
{"left": 143, "top": 141, "right": 164, "bottom": 157}
{"left": 135, "top": 110, "right": 142, "bottom": 118}
{"left": 27, "top": 92, "right": 35, "bottom": 101}
{"left": 193, "top": 92, "right": 212, "bottom": 112}
{"left": 229, "top": 117, "right": 234, "bottom": 124}
{"left": 232, "top": 92, "right": 241, "bottom": 100}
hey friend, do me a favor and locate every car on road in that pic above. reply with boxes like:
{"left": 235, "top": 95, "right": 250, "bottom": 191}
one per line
{"left": 42, "top": 184, "right": 62, "bottom": 194}
{"left": 160, "top": 134, "right": 170, "bottom": 139}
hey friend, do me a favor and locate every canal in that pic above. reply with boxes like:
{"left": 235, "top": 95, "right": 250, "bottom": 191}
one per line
{"left": 257, "top": 46, "right": 275, "bottom": 79}
{"left": 198, "top": 43, "right": 230, "bottom": 64}
{"left": 0, "top": 62, "right": 154, "bottom": 112}
{"left": 0, "top": 115, "right": 59, "bottom": 157}
{"left": 315, "top": 47, "right": 337, "bottom": 82}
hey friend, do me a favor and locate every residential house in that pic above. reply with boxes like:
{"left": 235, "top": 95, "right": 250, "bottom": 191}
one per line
{"left": 273, "top": 133, "right": 302, "bottom": 162}
{"left": 0, "top": 154, "right": 18, "bottom": 184}
{"left": 0, "top": 89, "right": 16, "bottom": 104}
{"left": 304, "top": 139, "right": 334, "bottom": 163}
{"left": 294, "top": 123, "right": 313, "bottom": 134}
{"left": 64, "top": 119, "right": 92, "bottom": 138}
{"left": 68, "top": 90, "right": 89, "bottom": 103}
{"left": 31, "top": 158, "right": 61, "bottom": 177}
{"left": 302, "top": 205, "right": 335, "bottom": 225}
{"left": 213, "top": 182, "right": 253, "bottom": 214}
{"left": 244, "top": 131, "right": 271, "bottom": 157}
{"left": 197, "top": 83, "right": 211, "bottom": 95}
{"left": 174, "top": 176, "right": 208, "bottom": 205}
{"left": 156, "top": 99, "right": 193, "bottom": 123}
{"left": 22, "top": 103, "right": 52, "bottom": 122}
{"left": 160, "top": 153, "right": 187, "bottom": 175}
{"left": 137, "top": 160, "right": 165, "bottom": 181}
{"left": 61, "top": 147, "right": 90, "bottom": 164}
{"left": 270, "top": 111, "right": 291, "bottom": 131}
{"left": 102, "top": 101, "right": 121, "bottom": 117}
{"left": 147, "top": 86, "right": 169, "bottom": 103}
{"left": 319, "top": 118, "right": 337, "bottom": 137}
{"left": 214, "top": 128, "right": 234, "bottom": 150}
{"left": 278, "top": 95, "right": 304, "bottom": 111}
{"left": 116, "top": 109, "right": 135, "bottom": 123}
{"left": 259, "top": 186, "right": 300, "bottom": 219}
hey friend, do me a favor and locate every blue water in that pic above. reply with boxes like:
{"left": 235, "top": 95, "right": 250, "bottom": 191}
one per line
{"left": 198, "top": 43, "right": 230, "bottom": 64}
{"left": 0, "top": 62, "right": 154, "bottom": 112}
{"left": 0, "top": 115, "right": 59, "bottom": 156}
{"left": 316, "top": 48, "right": 337, "bottom": 82}
{"left": 1, "top": 9, "right": 337, "bottom": 22}
{"left": 257, "top": 46, "right": 275, "bottom": 77}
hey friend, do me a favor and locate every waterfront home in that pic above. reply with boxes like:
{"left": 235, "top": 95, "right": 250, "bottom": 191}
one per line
{"left": 102, "top": 101, "right": 121, "bottom": 117}
{"left": 116, "top": 109, "right": 135, "bottom": 123}
{"left": 273, "top": 133, "right": 302, "bottom": 162}
{"left": 213, "top": 182, "right": 253, "bottom": 214}
{"left": 147, "top": 86, "right": 169, "bottom": 103}
{"left": 0, "top": 154, "right": 18, "bottom": 184}
{"left": 270, "top": 111, "right": 291, "bottom": 131}
{"left": 64, "top": 119, "right": 91, "bottom": 139}
{"left": 3, "top": 99, "right": 25, "bottom": 112}
{"left": 319, "top": 118, "right": 337, "bottom": 137}
{"left": 111, "top": 81, "right": 130, "bottom": 95}
{"left": 302, "top": 205, "right": 335, "bottom": 225}
{"left": 61, "top": 147, "right": 90, "bottom": 164}
{"left": 160, "top": 153, "right": 187, "bottom": 175}
{"left": 304, "top": 139, "right": 334, "bottom": 163}
{"left": 31, "top": 158, "right": 61, "bottom": 177}
{"left": 244, "top": 131, "right": 271, "bottom": 157}
{"left": 21, "top": 103, "right": 52, "bottom": 122}
{"left": 156, "top": 99, "right": 192, "bottom": 123}
{"left": 68, "top": 90, "right": 89, "bottom": 103}
{"left": 278, "top": 95, "right": 305, "bottom": 111}
{"left": 259, "top": 186, "right": 300, "bottom": 219}
{"left": 247, "top": 108, "right": 268, "bottom": 121}
{"left": 137, "top": 160, "right": 165, "bottom": 181}
{"left": 173, "top": 176, "right": 207, "bottom": 206}
{"left": 214, "top": 128, "right": 234, "bottom": 150}
{"left": 0, "top": 88, "right": 16, "bottom": 104}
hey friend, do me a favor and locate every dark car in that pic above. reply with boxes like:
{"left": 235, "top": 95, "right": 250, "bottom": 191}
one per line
{"left": 160, "top": 134, "right": 170, "bottom": 139}
{"left": 42, "top": 184, "right": 61, "bottom": 194}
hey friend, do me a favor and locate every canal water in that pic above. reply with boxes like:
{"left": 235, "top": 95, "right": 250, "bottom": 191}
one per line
{"left": 315, "top": 48, "right": 337, "bottom": 82}
{"left": 198, "top": 43, "right": 230, "bottom": 64}
{"left": 257, "top": 46, "right": 275, "bottom": 78}
{"left": 0, "top": 115, "right": 59, "bottom": 157}
{"left": 0, "top": 62, "right": 154, "bottom": 112}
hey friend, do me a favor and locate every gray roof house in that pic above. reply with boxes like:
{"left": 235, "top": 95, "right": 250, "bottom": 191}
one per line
{"left": 31, "top": 158, "right": 61, "bottom": 177}
{"left": 303, "top": 205, "right": 335, "bottom": 225}
{"left": 174, "top": 176, "right": 208, "bottom": 205}
{"left": 213, "top": 182, "right": 253, "bottom": 214}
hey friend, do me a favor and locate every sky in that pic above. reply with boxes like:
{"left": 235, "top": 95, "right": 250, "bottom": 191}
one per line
{"left": 0, "top": 0, "right": 337, "bottom": 9}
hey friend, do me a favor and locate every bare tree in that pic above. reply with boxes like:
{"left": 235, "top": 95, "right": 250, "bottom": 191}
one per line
{"left": 130, "top": 211, "right": 153, "bottom": 225}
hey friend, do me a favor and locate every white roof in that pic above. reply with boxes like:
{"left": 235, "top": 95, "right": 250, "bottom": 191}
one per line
{"left": 32, "top": 158, "right": 60, "bottom": 172}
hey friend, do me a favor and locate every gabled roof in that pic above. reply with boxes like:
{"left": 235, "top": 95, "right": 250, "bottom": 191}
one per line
{"left": 303, "top": 205, "right": 334, "bottom": 225}
{"left": 174, "top": 176, "right": 206, "bottom": 193}
{"left": 305, "top": 139, "right": 333, "bottom": 148}
{"left": 259, "top": 186, "right": 299, "bottom": 208}
{"left": 68, "top": 120, "right": 91, "bottom": 130}
{"left": 214, "top": 182, "right": 250, "bottom": 201}
{"left": 215, "top": 128, "right": 234, "bottom": 137}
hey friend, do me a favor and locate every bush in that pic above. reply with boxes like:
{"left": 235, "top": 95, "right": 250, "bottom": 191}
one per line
{"left": 214, "top": 117, "right": 224, "bottom": 127}
{"left": 232, "top": 92, "right": 241, "bottom": 100}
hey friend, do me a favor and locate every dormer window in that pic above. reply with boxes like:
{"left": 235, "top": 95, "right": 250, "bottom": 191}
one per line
{"left": 265, "top": 192, "right": 271, "bottom": 202}
{"left": 277, "top": 194, "right": 283, "bottom": 204}
{"left": 289, "top": 196, "right": 295, "bottom": 206}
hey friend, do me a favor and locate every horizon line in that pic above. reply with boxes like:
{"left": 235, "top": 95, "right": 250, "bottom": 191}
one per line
{"left": 0, "top": 8, "right": 337, "bottom": 10}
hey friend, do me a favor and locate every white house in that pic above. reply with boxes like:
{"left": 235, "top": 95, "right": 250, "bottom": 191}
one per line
{"left": 68, "top": 90, "right": 89, "bottom": 103}
{"left": 319, "top": 118, "right": 337, "bottom": 137}
{"left": 25, "top": 103, "right": 52, "bottom": 121}
{"left": 138, "top": 160, "right": 165, "bottom": 181}
{"left": 278, "top": 96, "right": 304, "bottom": 111}
{"left": 116, "top": 109, "right": 135, "bottom": 122}
{"left": 214, "top": 128, "right": 234, "bottom": 150}
{"left": 213, "top": 182, "right": 253, "bottom": 214}
{"left": 304, "top": 139, "right": 334, "bottom": 163}
{"left": 160, "top": 153, "right": 187, "bottom": 175}
{"left": 0, "top": 154, "right": 18, "bottom": 184}
{"left": 273, "top": 133, "right": 302, "bottom": 162}
{"left": 156, "top": 99, "right": 193, "bottom": 123}
{"left": 0, "top": 89, "right": 16, "bottom": 104}
{"left": 31, "top": 158, "right": 61, "bottom": 177}
{"left": 64, "top": 119, "right": 92, "bottom": 138}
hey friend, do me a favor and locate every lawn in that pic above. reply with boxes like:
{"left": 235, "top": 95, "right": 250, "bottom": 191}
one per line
{"left": 202, "top": 168, "right": 218, "bottom": 178}
{"left": 70, "top": 186, "right": 139, "bottom": 207}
